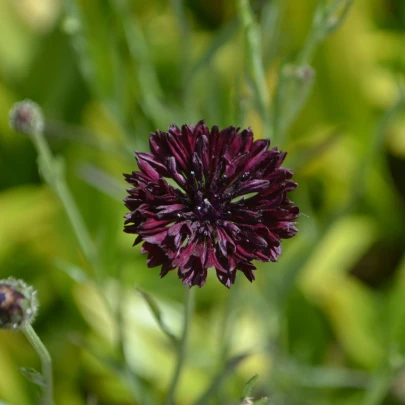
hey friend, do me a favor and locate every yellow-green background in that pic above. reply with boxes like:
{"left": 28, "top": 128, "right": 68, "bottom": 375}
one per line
{"left": 0, "top": 0, "right": 405, "bottom": 404}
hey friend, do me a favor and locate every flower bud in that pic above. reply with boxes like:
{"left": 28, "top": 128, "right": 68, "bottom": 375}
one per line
{"left": 9, "top": 99, "right": 44, "bottom": 135}
{"left": 0, "top": 278, "right": 39, "bottom": 330}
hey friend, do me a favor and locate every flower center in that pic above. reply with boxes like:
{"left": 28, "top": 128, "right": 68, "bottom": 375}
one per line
{"left": 193, "top": 194, "right": 218, "bottom": 221}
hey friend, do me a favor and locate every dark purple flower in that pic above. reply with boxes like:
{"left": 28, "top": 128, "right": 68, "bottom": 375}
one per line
{"left": 124, "top": 121, "right": 299, "bottom": 288}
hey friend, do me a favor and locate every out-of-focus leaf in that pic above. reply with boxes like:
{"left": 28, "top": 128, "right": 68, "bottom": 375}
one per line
{"left": 76, "top": 162, "right": 123, "bottom": 201}
{"left": 300, "top": 216, "right": 383, "bottom": 367}
{"left": 241, "top": 373, "right": 259, "bottom": 399}
{"left": 362, "top": 370, "right": 393, "bottom": 405}
{"left": 187, "top": 19, "right": 239, "bottom": 84}
{"left": 387, "top": 254, "right": 405, "bottom": 353}
{"left": 136, "top": 288, "right": 178, "bottom": 346}
{"left": 73, "top": 282, "right": 211, "bottom": 403}
{"left": 19, "top": 367, "right": 46, "bottom": 387}
{"left": 0, "top": 185, "right": 58, "bottom": 261}
{"left": 69, "top": 333, "right": 150, "bottom": 404}
{"left": 194, "top": 353, "right": 251, "bottom": 405}
{"left": 0, "top": 342, "right": 30, "bottom": 405}
{"left": 277, "top": 357, "right": 370, "bottom": 389}
{"left": 113, "top": 4, "right": 175, "bottom": 128}
{"left": 238, "top": 374, "right": 268, "bottom": 405}
{"left": 261, "top": 0, "right": 284, "bottom": 66}
{"left": 352, "top": 86, "right": 405, "bottom": 202}
{"left": 291, "top": 129, "right": 341, "bottom": 172}
{"left": 54, "top": 259, "right": 89, "bottom": 283}
{"left": 0, "top": 1, "right": 38, "bottom": 80}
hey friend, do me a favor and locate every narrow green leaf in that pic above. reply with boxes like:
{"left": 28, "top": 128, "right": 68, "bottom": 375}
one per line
{"left": 136, "top": 288, "right": 178, "bottom": 346}
{"left": 54, "top": 259, "right": 89, "bottom": 283}
{"left": 77, "top": 162, "right": 123, "bottom": 201}
{"left": 69, "top": 334, "right": 148, "bottom": 404}
{"left": 242, "top": 374, "right": 259, "bottom": 399}
{"left": 19, "top": 367, "right": 46, "bottom": 388}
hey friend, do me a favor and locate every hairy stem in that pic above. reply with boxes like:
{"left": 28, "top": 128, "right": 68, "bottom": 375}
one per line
{"left": 23, "top": 325, "right": 54, "bottom": 405}
{"left": 31, "top": 127, "right": 143, "bottom": 402}
{"left": 32, "top": 130, "right": 97, "bottom": 270}
{"left": 237, "top": 0, "right": 271, "bottom": 139}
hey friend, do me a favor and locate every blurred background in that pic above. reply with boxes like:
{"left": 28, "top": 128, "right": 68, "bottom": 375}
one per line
{"left": 0, "top": 0, "right": 405, "bottom": 404}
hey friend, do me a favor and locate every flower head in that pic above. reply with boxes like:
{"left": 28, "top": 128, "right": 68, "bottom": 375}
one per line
{"left": 9, "top": 99, "right": 44, "bottom": 135}
{"left": 124, "top": 121, "right": 299, "bottom": 287}
{"left": 0, "top": 278, "right": 38, "bottom": 329}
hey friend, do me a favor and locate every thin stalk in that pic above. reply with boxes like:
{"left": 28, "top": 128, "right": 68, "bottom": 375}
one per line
{"left": 165, "top": 287, "right": 195, "bottom": 405}
{"left": 32, "top": 130, "right": 97, "bottom": 270}
{"left": 215, "top": 285, "right": 240, "bottom": 403}
{"left": 299, "top": 0, "right": 354, "bottom": 65}
{"left": 23, "top": 325, "right": 54, "bottom": 405}
{"left": 31, "top": 127, "right": 143, "bottom": 402}
{"left": 237, "top": 0, "right": 271, "bottom": 139}
{"left": 31, "top": 129, "right": 110, "bottom": 308}
{"left": 273, "top": 0, "right": 354, "bottom": 145}
{"left": 219, "top": 287, "right": 236, "bottom": 363}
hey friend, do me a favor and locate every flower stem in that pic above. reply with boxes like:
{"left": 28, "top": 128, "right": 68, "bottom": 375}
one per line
{"left": 31, "top": 128, "right": 112, "bottom": 318}
{"left": 31, "top": 130, "right": 97, "bottom": 270}
{"left": 31, "top": 124, "right": 142, "bottom": 401}
{"left": 237, "top": 0, "right": 271, "bottom": 139}
{"left": 23, "top": 325, "right": 54, "bottom": 405}
{"left": 165, "top": 287, "right": 195, "bottom": 405}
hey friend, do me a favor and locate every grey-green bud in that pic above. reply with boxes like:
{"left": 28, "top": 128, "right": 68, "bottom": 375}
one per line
{"left": 9, "top": 99, "right": 44, "bottom": 135}
{"left": 0, "top": 278, "right": 39, "bottom": 329}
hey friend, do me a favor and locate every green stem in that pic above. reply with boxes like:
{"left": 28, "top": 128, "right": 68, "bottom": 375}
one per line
{"left": 32, "top": 130, "right": 97, "bottom": 269}
{"left": 32, "top": 129, "right": 112, "bottom": 310}
{"left": 23, "top": 325, "right": 54, "bottom": 405}
{"left": 238, "top": 0, "right": 271, "bottom": 139}
{"left": 31, "top": 128, "right": 142, "bottom": 401}
{"left": 165, "top": 287, "right": 195, "bottom": 405}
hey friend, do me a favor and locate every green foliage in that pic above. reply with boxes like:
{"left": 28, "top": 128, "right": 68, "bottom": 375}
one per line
{"left": 242, "top": 374, "right": 260, "bottom": 399}
{"left": 19, "top": 368, "right": 46, "bottom": 388}
{"left": 136, "top": 288, "right": 178, "bottom": 346}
